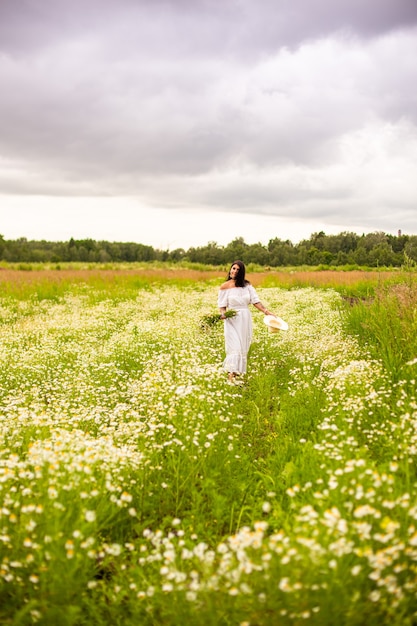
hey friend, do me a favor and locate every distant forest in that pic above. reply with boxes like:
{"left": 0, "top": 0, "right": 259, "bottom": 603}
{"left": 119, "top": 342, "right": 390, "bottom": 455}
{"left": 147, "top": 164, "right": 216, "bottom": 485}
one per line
{"left": 1, "top": 231, "right": 417, "bottom": 267}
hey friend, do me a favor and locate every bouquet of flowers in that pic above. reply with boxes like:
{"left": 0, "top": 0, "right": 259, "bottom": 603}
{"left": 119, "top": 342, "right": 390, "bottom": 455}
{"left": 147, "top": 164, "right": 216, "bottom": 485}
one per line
{"left": 200, "top": 309, "right": 237, "bottom": 330}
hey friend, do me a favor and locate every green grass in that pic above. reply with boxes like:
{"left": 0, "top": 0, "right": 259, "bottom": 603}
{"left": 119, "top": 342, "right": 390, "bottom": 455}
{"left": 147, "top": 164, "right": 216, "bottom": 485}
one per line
{"left": 0, "top": 278, "right": 416, "bottom": 625}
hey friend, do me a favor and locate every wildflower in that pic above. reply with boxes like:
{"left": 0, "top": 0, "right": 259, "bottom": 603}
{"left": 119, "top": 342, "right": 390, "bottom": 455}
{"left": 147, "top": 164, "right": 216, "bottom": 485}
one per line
{"left": 353, "top": 505, "right": 380, "bottom": 519}
{"left": 369, "top": 590, "right": 381, "bottom": 602}
{"left": 105, "top": 543, "right": 122, "bottom": 556}
{"left": 175, "top": 385, "right": 194, "bottom": 396}
{"left": 408, "top": 532, "right": 417, "bottom": 546}
{"left": 186, "top": 591, "right": 197, "bottom": 602}
{"left": 30, "top": 610, "right": 42, "bottom": 622}
{"left": 279, "top": 578, "right": 291, "bottom": 592}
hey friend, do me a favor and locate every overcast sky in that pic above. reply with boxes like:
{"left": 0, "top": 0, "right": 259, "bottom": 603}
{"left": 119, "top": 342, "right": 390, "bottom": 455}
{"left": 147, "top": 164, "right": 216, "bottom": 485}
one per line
{"left": 1, "top": 0, "right": 416, "bottom": 250}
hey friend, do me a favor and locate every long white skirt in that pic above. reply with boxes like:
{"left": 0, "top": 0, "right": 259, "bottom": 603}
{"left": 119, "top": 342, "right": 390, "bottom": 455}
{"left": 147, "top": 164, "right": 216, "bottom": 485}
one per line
{"left": 222, "top": 309, "right": 253, "bottom": 374}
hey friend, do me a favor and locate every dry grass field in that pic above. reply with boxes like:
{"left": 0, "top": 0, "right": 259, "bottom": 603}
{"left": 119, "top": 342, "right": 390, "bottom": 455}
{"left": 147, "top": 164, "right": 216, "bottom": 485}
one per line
{"left": 0, "top": 266, "right": 408, "bottom": 294}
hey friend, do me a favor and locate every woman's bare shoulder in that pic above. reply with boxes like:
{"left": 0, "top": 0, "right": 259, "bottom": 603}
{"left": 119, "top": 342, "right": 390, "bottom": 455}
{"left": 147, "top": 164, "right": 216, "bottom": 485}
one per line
{"left": 220, "top": 279, "right": 235, "bottom": 290}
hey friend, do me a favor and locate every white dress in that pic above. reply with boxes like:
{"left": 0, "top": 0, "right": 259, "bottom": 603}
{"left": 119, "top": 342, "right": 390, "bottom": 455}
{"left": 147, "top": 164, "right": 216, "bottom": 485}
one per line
{"left": 217, "top": 284, "right": 260, "bottom": 374}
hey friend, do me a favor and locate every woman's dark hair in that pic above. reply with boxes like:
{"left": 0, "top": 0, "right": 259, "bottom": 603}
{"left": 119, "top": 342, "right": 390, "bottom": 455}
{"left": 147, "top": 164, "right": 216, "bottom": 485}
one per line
{"left": 227, "top": 260, "right": 250, "bottom": 288}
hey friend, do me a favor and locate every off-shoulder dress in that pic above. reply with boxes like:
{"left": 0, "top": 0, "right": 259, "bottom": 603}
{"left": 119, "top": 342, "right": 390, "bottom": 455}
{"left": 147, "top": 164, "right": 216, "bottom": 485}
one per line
{"left": 217, "top": 284, "right": 261, "bottom": 374}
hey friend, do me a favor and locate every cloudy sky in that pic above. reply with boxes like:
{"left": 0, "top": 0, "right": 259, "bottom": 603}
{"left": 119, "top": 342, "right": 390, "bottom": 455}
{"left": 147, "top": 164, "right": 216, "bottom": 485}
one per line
{"left": 1, "top": 0, "right": 416, "bottom": 250}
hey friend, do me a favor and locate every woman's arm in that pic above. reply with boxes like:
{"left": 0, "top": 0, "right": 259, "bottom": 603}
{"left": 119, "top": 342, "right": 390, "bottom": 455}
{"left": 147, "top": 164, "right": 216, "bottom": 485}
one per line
{"left": 218, "top": 286, "right": 229, "bottom": 320}
{"left": 253, "top": 302, "right": 272, "bottom": 316}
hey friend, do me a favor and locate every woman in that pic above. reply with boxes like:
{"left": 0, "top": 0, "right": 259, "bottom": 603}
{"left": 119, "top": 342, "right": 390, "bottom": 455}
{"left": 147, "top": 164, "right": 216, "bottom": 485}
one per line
{"left": 218, "top": 260, "right": 275, "bottom": 383}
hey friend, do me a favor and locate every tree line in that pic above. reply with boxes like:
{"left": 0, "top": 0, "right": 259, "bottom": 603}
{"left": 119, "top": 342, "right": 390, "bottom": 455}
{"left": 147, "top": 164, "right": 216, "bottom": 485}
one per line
{"left": 1, "top": 231, "right": 416, "bottom": 267}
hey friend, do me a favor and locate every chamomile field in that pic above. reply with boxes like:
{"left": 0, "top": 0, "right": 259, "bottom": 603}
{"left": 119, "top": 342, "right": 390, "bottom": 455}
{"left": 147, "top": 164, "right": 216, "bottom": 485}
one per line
{"left": 0, "top": 267, "right": 417, "bottom": 625}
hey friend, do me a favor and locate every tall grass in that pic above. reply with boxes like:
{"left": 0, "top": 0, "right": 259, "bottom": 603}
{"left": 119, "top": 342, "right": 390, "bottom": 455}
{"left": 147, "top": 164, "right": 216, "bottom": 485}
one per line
{"left": 0, "top": 276, "right": 416, "bottom": 624}
{"left": 343, "top": 280, "right": 417, "bottom": 381}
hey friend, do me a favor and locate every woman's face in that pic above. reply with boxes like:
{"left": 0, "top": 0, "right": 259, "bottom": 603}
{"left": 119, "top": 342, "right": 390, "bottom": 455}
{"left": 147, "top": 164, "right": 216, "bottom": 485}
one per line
{"left": 230, "top": 264, "right": 240, "bottom": 280}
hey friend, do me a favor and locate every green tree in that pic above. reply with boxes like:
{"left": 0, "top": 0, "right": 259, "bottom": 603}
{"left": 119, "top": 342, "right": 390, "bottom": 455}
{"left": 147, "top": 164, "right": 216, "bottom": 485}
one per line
{"left": 368, "top": 242, "right": 397, "bottom": 267}
{"left": 247, "top": 243, "right": 270, "bottom": 266}
{"left": 404, "top": 236, "right": 417, "bottom": 262}
{"left": 224, "top": 237, "right": 249, "bottom": 262}
{"left": 268, "top": 238, "right": 296, "bottom": 266}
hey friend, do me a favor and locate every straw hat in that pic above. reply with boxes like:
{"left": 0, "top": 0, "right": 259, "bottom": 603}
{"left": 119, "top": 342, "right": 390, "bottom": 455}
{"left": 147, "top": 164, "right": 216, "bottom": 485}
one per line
{"left": 263, "top": 314, "right": 289, "bottom": 333}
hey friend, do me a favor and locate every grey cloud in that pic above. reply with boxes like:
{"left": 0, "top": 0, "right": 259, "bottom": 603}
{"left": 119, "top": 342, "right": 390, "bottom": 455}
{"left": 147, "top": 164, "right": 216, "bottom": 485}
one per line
{"left": 1, "top": 0, "right": 417, "bottom": 58}
{"left": 257, "top": 0, "right": 417, "bottom": 45}
{"left": 0, "top": 0, "right": 416, "bottom": 241}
